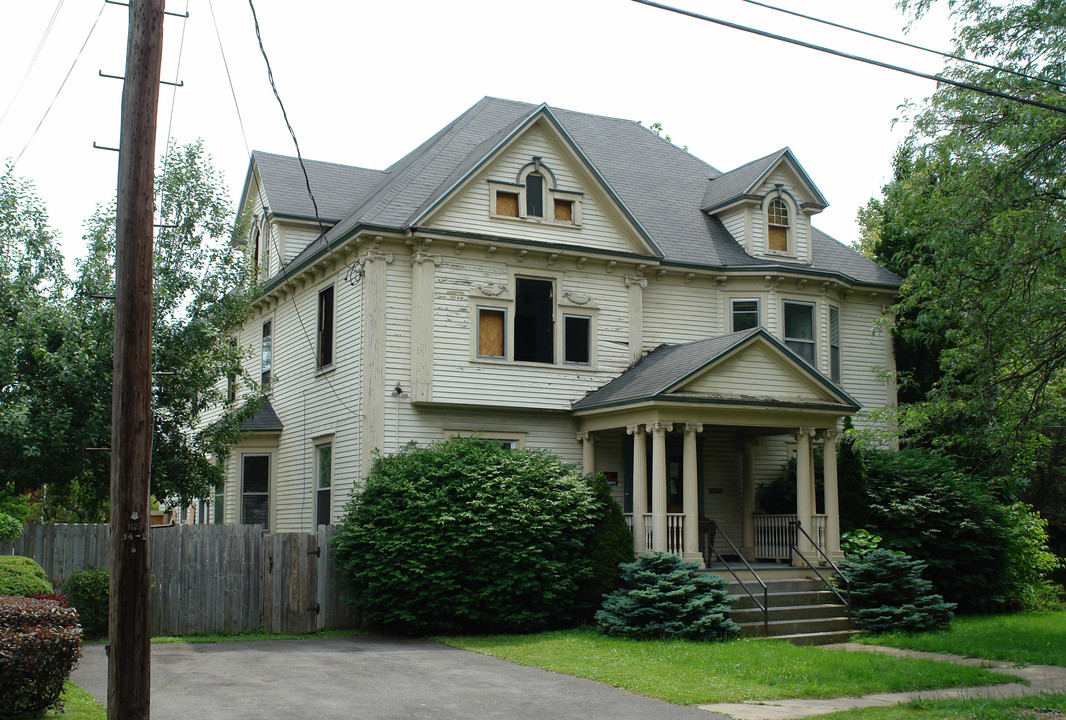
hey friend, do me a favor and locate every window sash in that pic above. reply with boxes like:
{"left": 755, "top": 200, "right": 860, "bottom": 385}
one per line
{"left": 241, "top": 454, "right": 270, "bottom": 530}
{"left": 316, "top": 444, "right": 332, "bottom": 527}
{"left": 731, "top": 299, "right": 759, "bottom": 332}
{"left": 784, "top": 302, "right": 815, "bottom": 366}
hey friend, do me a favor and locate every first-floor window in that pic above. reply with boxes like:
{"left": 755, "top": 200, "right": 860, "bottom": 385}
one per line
{"left": 783, "top": 301, "right": 815, "bottom": 366}
{"left": 829, "top": 306, "right": 841, "bottom": 382}
{"left": 316, "top": 443, "right": 332, "bottom": 528}
{"left": 564, "top": 315, "right": 591, "bottom": 364}
{"left": 242, "top": 454, "right": 270, "bottom": 529}
{"left": 731, "top": 299, "right": 759, "bottom": 332}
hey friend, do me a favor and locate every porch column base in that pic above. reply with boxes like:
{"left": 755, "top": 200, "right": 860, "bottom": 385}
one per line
{"left": 682, "top": 551, "right": 705, "bottom": 568}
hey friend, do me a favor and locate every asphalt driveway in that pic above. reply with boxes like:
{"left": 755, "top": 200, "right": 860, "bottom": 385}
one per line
{"left": 72, "top": 636, "right": 728, "bottom": 719}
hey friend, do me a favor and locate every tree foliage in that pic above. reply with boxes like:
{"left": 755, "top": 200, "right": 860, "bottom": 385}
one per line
{"left": 0, "top": 142, "right": 262, "bottom": 514}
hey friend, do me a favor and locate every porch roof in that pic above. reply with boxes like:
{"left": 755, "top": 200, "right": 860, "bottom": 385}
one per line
{"left": 572, "top": 328, "right": 860, "bottom": 414}
{"left": 239, "top": 400, "right": 284, "bottom": 433}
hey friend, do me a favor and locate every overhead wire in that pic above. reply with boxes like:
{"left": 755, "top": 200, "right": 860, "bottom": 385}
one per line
{"left": 158, "top": 0, "right": 191, "bottom": 206}
{"left": 633, "top": 0, "right": 1066, "bottom": 115}
{"left": 12, "top": 1, "right": 107, "bottom": 167}
{"left": 0, "top": 0, "right": 66, "bottom": 128}
{"left": 736, "top": 0, "right": 1066, "bottom": 92}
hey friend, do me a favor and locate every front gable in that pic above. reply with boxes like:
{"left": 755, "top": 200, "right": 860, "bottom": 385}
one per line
{"left": 421, "top": 113, "right": 659, "bottom": 258}
{"left": 671, "top": 338, "right": 842, "bottom": 406}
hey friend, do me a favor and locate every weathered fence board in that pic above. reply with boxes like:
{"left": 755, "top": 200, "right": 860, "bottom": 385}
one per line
{"left": 1, "top": 523, "right": 358, "bottom": 636}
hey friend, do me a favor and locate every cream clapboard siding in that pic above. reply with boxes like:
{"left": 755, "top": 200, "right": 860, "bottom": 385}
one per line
{"left": 427, "top": 253, "right": 633, "bottom": 410}
{"left": 642, "top": 275, "right": 721, "bottom": 348}
{"left": 428, "top": 124, "right": 647, "bottom": 256}
{"left": 701, "top": 429, "right": 743, "bottom": 554}
{"left": 278, "top": 225, "right": 321, "bottom": 264}
{"left": 683, "top": 348, "right": 830, "bottom": 402}
{"left": 839, "top": 300, "right": 893, "bottom": 430}
{"left": 718, "top": 207, "right": 749, "bottom": 252}
{"left": 753, "top": 169, "right": 812, "bottom": 261}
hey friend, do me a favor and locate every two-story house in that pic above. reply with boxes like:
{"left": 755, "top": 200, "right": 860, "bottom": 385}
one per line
{"left": 204, "top": 96, "right": 900, "bottom": 568}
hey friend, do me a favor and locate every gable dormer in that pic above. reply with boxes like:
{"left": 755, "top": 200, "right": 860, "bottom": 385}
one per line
{"left": 701, "top": 148, "right": 828, "bottom": 264}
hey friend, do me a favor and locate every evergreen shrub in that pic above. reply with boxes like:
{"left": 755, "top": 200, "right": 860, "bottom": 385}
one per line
{"left": 595, "top": 552, "right": 740, "bottom": 641}
{"left": 64, "top": 566, "right": 110, "bottom": 638}
{"left": 0, "top": 595, "right": 82, "bottom": 717}
{"left": 842, "top": 547, "right": 954, "bottom": 633}
{"left": 574, "top": 473, "right": 634, "bottom": 621}
{"left": 332, "top": 437, "right": 606, "bottom": 634}
{"left": 0, "top": 555, "right": 52, "bottom": 597}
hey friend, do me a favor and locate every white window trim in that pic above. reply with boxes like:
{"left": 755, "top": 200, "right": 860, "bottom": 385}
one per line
{"left": 729, "top": 297, "right": 761, "bottom": 333}
{"left": 761, "top": 194, "right": 796, "bottom": 258}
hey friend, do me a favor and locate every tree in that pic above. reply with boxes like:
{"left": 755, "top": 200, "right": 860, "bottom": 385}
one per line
{"left": 862, "top": 1, "right": 1066, "bottom": 561}
{"left": 0, "top": 143, "right": 262, "bottom": 515}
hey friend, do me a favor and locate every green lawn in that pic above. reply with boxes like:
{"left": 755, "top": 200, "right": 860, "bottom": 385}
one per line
{"left": 151, "top": 627, "right": 362, "bottom": 644}
{"left": 33, "top": 683, "right": 105, "bottom": 719}
{"left": 439, "top": 628, "right": 1008, "bottom": 706}
{"left": 807, "top": 692, "right": 1066, "bottom": 719}
{"left": 857, "top": 610, "right": 1066, "bottom": 667}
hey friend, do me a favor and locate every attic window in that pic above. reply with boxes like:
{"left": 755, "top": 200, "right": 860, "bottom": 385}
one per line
{"left": 554, "top": 199, "right": 573, "bottom": 222}
{"left": 767, "top": 198, "right": 789, "bottom": 252}
{"left": 496, "top": 191, "right": 519, "bottom": 217}
{"left": 526, "top": 174, "right": 544, "bottom": 217}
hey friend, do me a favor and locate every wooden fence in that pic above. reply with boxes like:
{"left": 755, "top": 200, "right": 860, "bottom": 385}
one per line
{"left": 1, "top": 523, "right": 359, "bottom": 636}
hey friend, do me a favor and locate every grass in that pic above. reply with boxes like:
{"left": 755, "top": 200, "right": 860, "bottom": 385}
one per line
{"left": 31, "top": 683, "right": 105, "bottom": 719}
{"left": 806, "top": 692, "right": 1066, "bottom": 719}
{"left": 151, "top": 627, "right": 362, "bottom": 643}
{"left": 439, "top": 627, "right": 1009, "bottom": 706}
{"left": 857, "top": 610, "right": 1066, "bottom": 667}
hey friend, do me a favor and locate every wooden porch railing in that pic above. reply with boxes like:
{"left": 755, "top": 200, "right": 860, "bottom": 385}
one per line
{"left": 623, "top": 513, "right": 685, "bottom": 555}
{"left": 753, "top": 514, "right": 827, "bottom": 561}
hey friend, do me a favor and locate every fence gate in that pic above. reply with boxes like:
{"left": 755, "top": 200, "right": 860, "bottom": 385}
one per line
{"left": 263, "top": 533, "right": 319, "bottom": 634}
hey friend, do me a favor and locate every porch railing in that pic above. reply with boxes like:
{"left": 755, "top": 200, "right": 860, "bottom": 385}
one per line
{"left": 753, "top": 514, "right": 827, "bottom": 561}
{"left": 623, "top": 513, "right": 685, "bottom": 555}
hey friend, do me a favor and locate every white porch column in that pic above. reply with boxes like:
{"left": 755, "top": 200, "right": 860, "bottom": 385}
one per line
{"left": 741, "top": 438, "right": 758, "bottom": 559}
{"left": 650, "top": 422, "right": 672, "bottom": 553}
{"left": 682, "top": 423, "right": 703, "bottom": 566}
{"left": 578, "top": 431, "right": 594, "bottom": 474}
{"left": 822, "top": 429, "right": 843, "bottom": 562}
{"left": 628, "top": 425, "right": 647, "bottom": 554}
{"left": 793, "top": 427, "right": 816, "bottom": 566}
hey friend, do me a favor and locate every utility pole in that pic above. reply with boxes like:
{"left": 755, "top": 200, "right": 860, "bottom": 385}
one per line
{"left": 109, "top": 1, "right": 163, "bottom": 718}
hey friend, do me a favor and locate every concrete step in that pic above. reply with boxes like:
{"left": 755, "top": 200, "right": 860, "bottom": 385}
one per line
{"left": 731, "top": 603, "right": 847, "bottom": 624}
{"left": 772, "top": 629, "right": 860, "bottom": 646}
{"left": 731, "top": 589, "right": 839, "bottom": 610}
{"left": 725, "top": 577, "right": 833, "bottom": 595}
{"left": 737, "top": 615, "right": 853, "bottom": 638}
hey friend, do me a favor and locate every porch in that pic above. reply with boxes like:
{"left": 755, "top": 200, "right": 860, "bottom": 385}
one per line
{"left": 623, "top": 513, "right": 829, "bottom": 563}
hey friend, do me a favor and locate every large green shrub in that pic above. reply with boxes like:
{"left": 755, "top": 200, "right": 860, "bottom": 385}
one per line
{"left": 574, "top": 473, "right": 634, "bottom": 621}
{"left": 0, "top": 555, "right": 53, "bottom": 597}
{"left": 863, "top": 448, "right": 1010, "bottom": 613}
{"left": 1002, "top": 502, "right": 1064, "bottom": 610}
{"left": 64, "top": 566, "right": 110, "bottom": 638}
{"left": 842, "top": 547, "right": 955, "bottom": 633}
{"left": 0, "top": 513, "right": 22, "bottom": 542}
{"left": 332, "top": 437, "right": 603, "bottom": 634}
{"left": 0, "top": 595, "right": 82, "bottom": 717}
{"left": 595, "top": 552, "right": 739, "bottom": 641}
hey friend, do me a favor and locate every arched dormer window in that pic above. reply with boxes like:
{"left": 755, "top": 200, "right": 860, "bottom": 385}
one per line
{"left": 526, "top": 172, "right": 544, "bottom": 217}
{"left": 767, "top": 198, "right": 789, "bottom": 253}
{"left": 488, "top": 156, "right": 583, "bottom": 226}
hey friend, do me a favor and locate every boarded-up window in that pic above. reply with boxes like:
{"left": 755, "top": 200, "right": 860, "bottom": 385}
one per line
{"left": 767, "top": 198, "right": 789, "bottom": 252}
{"left": 478, "top": 308, "right": 505, "bottom": 357}
{"left": 496, "top": 192, "right": 519, "bottom": 217}
{"left": 554, "top": 199, "right": 573, "bottom": 222}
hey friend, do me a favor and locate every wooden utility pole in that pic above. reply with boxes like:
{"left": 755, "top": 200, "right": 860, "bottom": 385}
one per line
{"left": 109, "top": 1, "right": 163, "bottom": 718}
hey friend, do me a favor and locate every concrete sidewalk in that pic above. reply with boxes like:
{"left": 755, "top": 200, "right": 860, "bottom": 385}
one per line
{"left": 698, "top": 643, "right": 1066, "bottom": 720}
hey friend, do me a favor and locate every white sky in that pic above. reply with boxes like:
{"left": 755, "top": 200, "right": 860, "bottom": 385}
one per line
{"left": 0, "top": 0, "right": 955, "bottom": 271}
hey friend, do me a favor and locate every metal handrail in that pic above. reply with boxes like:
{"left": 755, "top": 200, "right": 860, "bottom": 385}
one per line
{"left": 707, "top": 519, "right": 769, "bottom": 636}
{"left": 788, "top": 520, "right": 851, "bottom": 614}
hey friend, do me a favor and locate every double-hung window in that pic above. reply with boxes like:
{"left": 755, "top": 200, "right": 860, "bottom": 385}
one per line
{"left": 731, "top": 299, "right": 760, "bottom": 332}
{"left": 261, "top": 321, "right": 272, "bottom": 385}
{"left": 241, "top": 454, "right": 269, "bottom": 530}
{"left": 829, "top": 306, "right": 841, "bottom": 382}
{"left": 315, "top": 443, "right": 332, "bottom": 528}
{"left": 783, "top": 301, "right": 816, "bottom": 366}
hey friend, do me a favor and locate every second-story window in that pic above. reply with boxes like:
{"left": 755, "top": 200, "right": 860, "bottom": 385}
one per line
{"left": 783, "top": 301, "right": 815, "bottom": 366}
{"left": 317, "top": 286, "right": 334, "bottom": 368}
{"left": 829, "top": 306, "right": 841, "bottom": 382}
{"left": 261, "top": 320, "right": 273, "bottom": 385}
{"left": 731, "top": 299, "right": 760, "bottom": 332}
{"left": 526, "top": 173, "right": 544, "bottom": 217}
{"left": 515, "top": 277, "right": 553, "bottom": 363}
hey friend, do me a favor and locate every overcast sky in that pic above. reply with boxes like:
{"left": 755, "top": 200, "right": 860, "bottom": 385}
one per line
{"left": 0, "top": 0, "right": 955, "bottom": 271}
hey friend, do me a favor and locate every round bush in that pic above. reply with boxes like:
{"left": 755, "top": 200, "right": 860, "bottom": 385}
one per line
{"left": 331, "top": 437, "right": 602, "bottom": 634}
{"left": 64, "top": 566, "right": 109, "bottom": 638}
{"left": 0, "top": 555, "right": 53, "bottom": 597}
{"left": 842, "top": 547, "right": 955, "bottom": 633}
{"left": 595, "top": 552, "right": 740, "bottom": 641}
{"left": 0, "top": 595, "right": 82, "bottom": 716}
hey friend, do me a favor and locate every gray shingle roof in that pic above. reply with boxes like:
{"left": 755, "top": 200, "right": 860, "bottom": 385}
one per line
{"left": 252, "top": 151, "right": 386, "bottom": 222}
{"left": 251, "top": 97, "right": 900, "bottom": 289}
{"left": 573, "top": 328, "right": 859, "bottom": 412}
{"left": 240, "top": 400, "right": 283, "bottom": 432}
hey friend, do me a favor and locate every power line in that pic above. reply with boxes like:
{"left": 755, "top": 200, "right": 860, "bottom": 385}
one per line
{"left": 0, "top": 0, "right": 66, "bottom": 128}
{"left": 13, "top": 1, "right": 107, "bottom": 167}
{"left": 207, "top": 0, "right": 250, "bottom": 158}
{"left": 157, "top": 0, "right": 190, "bottom": 223}
{"left": 633, "top": 0, "right": 1066, "bottom": 115}
{"left": 736, "top": 0, "right": 1066, "bottom": 92}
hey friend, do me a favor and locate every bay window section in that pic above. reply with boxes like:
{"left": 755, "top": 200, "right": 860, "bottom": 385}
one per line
{"left": 783, "top": 301, "right": 815, "bottom": 366}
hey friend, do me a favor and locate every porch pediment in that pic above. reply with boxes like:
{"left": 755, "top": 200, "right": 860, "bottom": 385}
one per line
{"left": 572, "top": 328, "right": 859, "bottom": 415}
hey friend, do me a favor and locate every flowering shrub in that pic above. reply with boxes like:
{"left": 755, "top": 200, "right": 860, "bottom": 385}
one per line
{"left": 0, "top": 595, "right": 82, "bottom": 717}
